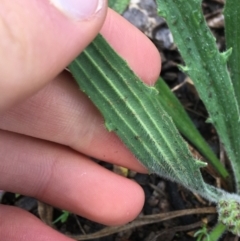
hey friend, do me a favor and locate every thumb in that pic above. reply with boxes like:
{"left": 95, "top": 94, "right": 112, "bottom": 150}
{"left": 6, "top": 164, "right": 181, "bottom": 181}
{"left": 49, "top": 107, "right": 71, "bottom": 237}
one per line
{"left": 0, "top": 0, "right": 107, "bottom": 112}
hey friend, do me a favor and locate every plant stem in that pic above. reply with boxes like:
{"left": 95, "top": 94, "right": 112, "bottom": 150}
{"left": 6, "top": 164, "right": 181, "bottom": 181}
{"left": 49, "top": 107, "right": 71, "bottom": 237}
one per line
{"left": 203, "top": 223, "right": 226, "bottom": 241}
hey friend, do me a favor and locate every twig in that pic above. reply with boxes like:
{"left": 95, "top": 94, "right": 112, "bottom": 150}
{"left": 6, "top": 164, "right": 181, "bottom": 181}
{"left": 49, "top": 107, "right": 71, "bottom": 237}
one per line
{"left": 152, "top": 215, "right": 216, "bottom": 241}
{"left": 67, "top": 207, "right": 216, "bottom": 240}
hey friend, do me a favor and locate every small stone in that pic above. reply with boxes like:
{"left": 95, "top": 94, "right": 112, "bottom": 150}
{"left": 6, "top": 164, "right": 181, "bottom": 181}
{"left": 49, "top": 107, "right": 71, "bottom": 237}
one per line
{"left": 148, "top": 195, "right": 159, "bottom": 207}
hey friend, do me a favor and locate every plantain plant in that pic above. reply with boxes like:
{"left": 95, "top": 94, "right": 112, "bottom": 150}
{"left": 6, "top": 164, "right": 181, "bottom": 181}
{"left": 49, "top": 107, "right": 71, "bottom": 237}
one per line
{"left": 69, "top": 0, "right": 240, "bottom": 239}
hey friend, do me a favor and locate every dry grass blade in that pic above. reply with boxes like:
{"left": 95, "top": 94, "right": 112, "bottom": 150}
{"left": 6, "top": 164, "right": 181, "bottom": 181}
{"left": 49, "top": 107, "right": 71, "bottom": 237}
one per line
{"left": 37, "top": 201, "right": 54, "bottom": 227}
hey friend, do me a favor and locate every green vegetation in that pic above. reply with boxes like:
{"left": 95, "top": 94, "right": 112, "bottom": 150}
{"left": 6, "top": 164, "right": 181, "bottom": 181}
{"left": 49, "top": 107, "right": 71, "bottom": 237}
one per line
{"left": 69, "top": 0, "right": 240, "bottom": 239}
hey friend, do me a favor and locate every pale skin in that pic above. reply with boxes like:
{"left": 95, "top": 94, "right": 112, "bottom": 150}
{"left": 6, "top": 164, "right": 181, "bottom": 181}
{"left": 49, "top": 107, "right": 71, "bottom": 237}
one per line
{"left": 0, "top": 1, "right": 161, "bottom": 240}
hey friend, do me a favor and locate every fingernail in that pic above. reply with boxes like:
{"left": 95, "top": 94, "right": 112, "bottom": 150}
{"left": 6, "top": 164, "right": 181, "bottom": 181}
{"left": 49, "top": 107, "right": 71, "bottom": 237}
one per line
{"left": 50, "top": 0, "right": 104, "bottom": 20}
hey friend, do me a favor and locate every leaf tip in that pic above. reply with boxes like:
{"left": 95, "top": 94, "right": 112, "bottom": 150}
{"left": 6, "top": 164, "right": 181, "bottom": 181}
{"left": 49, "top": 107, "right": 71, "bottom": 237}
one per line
{"left": 195, "top": 159, "right": 208, "bottom": 168}
{"left": 220, "top": 48, "right": 232, "bottom": 63}
{"left": 178, "top": 65, "right": 190, "bottom": 73}
{"left": 205, "top": 117, "right": 213, "bottom": 124}
{"left": 105, "top": 121, "right": 115, "bottom": 132}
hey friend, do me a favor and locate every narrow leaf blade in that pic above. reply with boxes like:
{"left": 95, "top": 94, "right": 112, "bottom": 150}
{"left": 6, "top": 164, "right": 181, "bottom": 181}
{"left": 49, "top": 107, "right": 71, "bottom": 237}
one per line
{"left": 156, "top": 78, "right": 229, "bottom": 180}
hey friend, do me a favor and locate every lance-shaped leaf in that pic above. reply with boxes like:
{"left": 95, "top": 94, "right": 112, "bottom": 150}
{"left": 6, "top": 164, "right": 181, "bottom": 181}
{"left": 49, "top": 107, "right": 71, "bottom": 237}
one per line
{"left": 156, "top": 0, "right": 240, "bottom": 193}
{"left": 225, "top": 1, "right": 240, "bottom": 112}
{"left": 68, "top": 34, "right": 208, "bottom": 196}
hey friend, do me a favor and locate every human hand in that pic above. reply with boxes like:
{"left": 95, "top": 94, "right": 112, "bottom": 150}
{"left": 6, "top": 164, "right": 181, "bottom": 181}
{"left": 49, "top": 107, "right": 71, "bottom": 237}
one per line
{"left": 0, "top": 1, "right": 161, "bottom": 240}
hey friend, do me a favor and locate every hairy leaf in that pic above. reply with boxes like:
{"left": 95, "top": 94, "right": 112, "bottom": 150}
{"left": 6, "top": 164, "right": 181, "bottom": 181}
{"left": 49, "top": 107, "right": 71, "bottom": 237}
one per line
{"left": 69, "top": 34, "right": 208, "bottom": 196}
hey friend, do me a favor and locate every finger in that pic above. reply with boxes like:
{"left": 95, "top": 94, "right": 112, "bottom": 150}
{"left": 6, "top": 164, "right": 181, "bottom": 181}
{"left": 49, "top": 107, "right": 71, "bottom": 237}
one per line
{"left": 101, "top": 9, "right": 161, "bottom": 85}
{"left": 0, "top": 205, "right": 74, "bottom": 241}
{"left": 0, "top": 72, "right": 146, "bottom": 172}
{"left": 0, "top": 10, "right": 161, "bottom": 172}
{"left": 0, "top": 130, "right": 145, "bottom": 225}
{"left": 0, "top": 0, "right": 107, "bottom": 112}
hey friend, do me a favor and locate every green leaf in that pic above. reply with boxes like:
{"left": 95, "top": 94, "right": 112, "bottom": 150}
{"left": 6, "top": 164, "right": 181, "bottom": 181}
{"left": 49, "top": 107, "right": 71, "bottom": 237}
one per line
{"left": 69, "top": 34, "right": 210, "bottom": 198}
{"left": 108, "top": 0, "right": 130, "bottom": 14}
{"left": 203, "top": 222, "right": 227, "bottom": 241}
{"left": 194, "top": 224, "right": 210, "bottom": 241}
{"left": 155, "top": 78, "right": 229, "bottom": 180}
{"left": 52, "top": 210, "right": 70, "bottom": 224}
{"left": 156, "top": 0, "right": 240, "bottom": 193}
{"left": 225, "top": 0, "right": 240, "bottom": 109}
